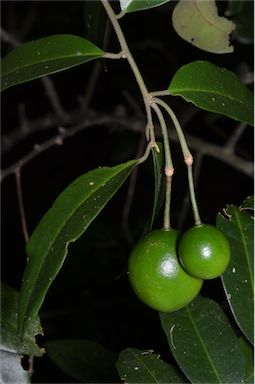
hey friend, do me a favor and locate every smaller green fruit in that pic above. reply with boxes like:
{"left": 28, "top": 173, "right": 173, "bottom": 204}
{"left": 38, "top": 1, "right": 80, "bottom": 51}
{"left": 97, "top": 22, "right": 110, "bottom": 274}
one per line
{"left": 128, "top": 229, "right": 203, "bottom": 312}
{"left": 178, "top": 224, "right": 231, "bottom": 279}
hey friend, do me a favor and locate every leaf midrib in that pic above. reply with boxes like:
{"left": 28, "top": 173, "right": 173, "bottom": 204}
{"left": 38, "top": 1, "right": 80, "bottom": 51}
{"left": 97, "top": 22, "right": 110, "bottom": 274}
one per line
{"left": 20, "top": 163, "right": 136, "bottom": 330}
{"left": 2, "top": 53, "right": 102, "bottom": 77}
{"left": 130, "top": 350, "right": 159, "bottom": 383}
{"left": 193, "top": 0, "right": 231, "bottom": 35}
{"left": 233, "top": 208, "right": 254, "bottom": 291}
{"left": 170, "top": 88, "right": 252, "bottom": 108}
{"left": 186, "top": 306, "right": 222, "bottom": 383}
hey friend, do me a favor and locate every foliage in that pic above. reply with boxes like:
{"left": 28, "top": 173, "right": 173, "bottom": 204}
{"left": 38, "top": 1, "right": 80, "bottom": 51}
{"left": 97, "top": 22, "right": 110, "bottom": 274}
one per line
{"left": 1, "top": 0, "right": 253, "bottom": 383}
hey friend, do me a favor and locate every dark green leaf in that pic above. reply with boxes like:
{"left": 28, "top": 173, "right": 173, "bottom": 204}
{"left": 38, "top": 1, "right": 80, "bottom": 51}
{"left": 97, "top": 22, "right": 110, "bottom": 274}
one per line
{"left": 217, "top": 205, "right": 254, "bottom": 344}
{"left": 18, "top": 159, "right": 138, "bottom": 336}
{"left": 116, "top": 348, "right": 187, "bottom": 383}
{"left": 149, "top": 143, "right": 164, "bottom": 231}
{"left": 169, "top": 61, "right": 254, "bottom": 126}
{"left": 239, "top": 338, "right": 254, "bottom": 383}
{"left": 241, "top": 196, "right": 254, "bottom": 211}
{"left": 1, "top": 283, "right": 43, "bottom": 356}
{"left": 1, "top": 351, "right": 30, "bottom": 384}
{"left": 1, "top": 34, "right": 104, "bottom": 91}
{"left": 45, "top": 339, "right": 118, "bottom": 383}
{"left": 120, "top": 0, "right": 170, "bottom": 13}
{"left": 160, "top": 296, "right": 246, "bottom": 383}
{"left": 172, "top": 0, "right": 235, "bottom": 54}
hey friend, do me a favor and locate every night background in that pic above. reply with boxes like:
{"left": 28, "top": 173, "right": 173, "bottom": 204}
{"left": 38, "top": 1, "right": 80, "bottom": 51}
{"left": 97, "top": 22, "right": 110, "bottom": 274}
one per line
{"left": 1, "top": 1, "right": 253, "bottom": 382}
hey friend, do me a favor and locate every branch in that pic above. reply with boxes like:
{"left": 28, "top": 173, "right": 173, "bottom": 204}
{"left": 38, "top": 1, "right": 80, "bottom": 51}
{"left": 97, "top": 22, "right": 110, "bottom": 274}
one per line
{"left": 2, "top": 110, "right": 253, "bottom": 181}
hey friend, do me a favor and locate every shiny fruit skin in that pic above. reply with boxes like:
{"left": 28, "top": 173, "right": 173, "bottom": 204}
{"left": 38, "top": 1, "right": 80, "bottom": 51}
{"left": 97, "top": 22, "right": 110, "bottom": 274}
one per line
{"left": 128, "top": 229, "right": 203, "bottom": 312}
{"left": 179, "top": 224, "right": 231, "bottom": 279}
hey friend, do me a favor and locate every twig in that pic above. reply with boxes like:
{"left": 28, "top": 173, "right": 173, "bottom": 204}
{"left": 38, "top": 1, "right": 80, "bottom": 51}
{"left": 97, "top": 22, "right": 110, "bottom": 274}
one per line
{"left": 2, "top": 113, "right": 253, "bottom": 180}
{"left": 41, "top": 77, "right": 68, "bottom": 120}
{"left": 1, "top": 26, "right": 19, "bottom": 46}
{"left": 15, "top": 169, "right": 29, "bottom": 242}
{"left": 18, "top": 103, "right": 29, "bottom": 134}
{"left": 79, "top": 61, "right": 103, "bottom": 109}
{"left": 1, "top": 115, "right": 141, "bottom": 180}
{"left": 225, "top": 122, "right": 247, "bottom": 153}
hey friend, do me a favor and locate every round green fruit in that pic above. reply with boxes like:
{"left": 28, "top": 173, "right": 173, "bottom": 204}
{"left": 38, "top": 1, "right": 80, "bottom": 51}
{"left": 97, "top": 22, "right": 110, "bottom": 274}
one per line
{"left": 128, "top": 229, "right": 203, "bottom": 312}
{"left": 178, "top": 224, "right": 231, "bottom": 279}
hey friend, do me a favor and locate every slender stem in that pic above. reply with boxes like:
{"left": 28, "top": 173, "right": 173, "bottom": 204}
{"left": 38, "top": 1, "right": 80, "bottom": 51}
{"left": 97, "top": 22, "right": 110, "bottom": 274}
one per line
{"left": 151, "top": 103, "right": 173, "bottom": 172}
{"left": 150, "top": 90, "right": 170, "bottom": 97}
{"left": 138, "top": 141, "right": 153, "bottom": 164}
{"left": 103, "top": 51, "right": 124, "bottom": 59}
{"left": 151, "top": 103, "right": 174, "bottom": 230}
{"left": 152, "top": 97, "right": 201, "bottom": 225}
{"left": 101, "top": 0, "right": 156, "bottom": 147}
{"left": 116, "top": 10, "right": 126, "bottom": 19}
{"left": 15, "top": 169, "right": 29, "bottom": 242}
{"left": 187, "top": 164, "right": 201, "bottom": 225}
{"left": 152, "top": 97, "right": 191, "bottom": 161}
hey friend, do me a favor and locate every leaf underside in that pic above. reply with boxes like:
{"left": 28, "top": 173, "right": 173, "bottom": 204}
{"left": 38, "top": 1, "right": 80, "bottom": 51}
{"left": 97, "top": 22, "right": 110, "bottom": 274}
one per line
{"left": 1, "top": 283, "right": 43, "bottom": 356}
{"left": 172, "top": 0, "right": 235, "bottom": 54}
{"left": 120, "top": 0, "right": 170, "bottom": 13}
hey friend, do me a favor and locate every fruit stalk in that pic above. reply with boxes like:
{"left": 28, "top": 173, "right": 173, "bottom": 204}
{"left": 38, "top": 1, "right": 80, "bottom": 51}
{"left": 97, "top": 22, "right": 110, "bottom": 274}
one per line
{"left": 152, "top": 97, "right": 201, "bottom": 225}
{"left": 151, "top": 102, "right": 174, "bottom": 229}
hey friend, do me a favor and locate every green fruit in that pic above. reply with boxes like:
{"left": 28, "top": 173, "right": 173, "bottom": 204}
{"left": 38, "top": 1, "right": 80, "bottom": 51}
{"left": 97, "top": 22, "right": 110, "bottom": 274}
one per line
{"left": 179, "top": 224, "right": 231, "bottom": 279}
{"left": 128, "top": 229, "right": 203, "bottom": 312}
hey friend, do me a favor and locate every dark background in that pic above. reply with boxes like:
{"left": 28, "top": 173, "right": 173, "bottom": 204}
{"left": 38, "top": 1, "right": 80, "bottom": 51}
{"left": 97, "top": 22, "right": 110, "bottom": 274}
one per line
{"left": 1, "top": 1, "right": 253, "bottom": 382}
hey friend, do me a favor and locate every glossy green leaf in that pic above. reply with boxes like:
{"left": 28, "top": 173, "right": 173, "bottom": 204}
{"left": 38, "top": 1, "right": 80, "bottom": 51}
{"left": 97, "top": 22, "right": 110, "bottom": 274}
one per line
{"left": 18, "top": 159, "right": 138, "bottom": 336}
{"left": 45, "top": 339, "right": 118, "bottom": 383}
{"left": 239, "top": 338, "right": 254, "bottom": 383}
{"left": 160, "top": 296, "right": 246, "bottom": 383}
{"left": 1, "top": 351, "right": 30, "bottom": 384}
{"left": 217, "top": 205, "right": 254, "bottom": 344}
{"left": 1, "top": 283, "right": 43, "bottom": 356}
{"left": 172, "top": 0, "right": 235, "bottom": 53}
{"left": 1, "top": 34, "right": 104, "bottom": 91}
{"left": 116, "top": 348, "right": 186, "bottom": 383}
{"left": 149, "top": 143, "right": 164, "bottom": 231}
{"left": 120, "top": 0, "right": 170, "bottom": 14}
{"left": 169, "top": 61, "right": 254, "bottom": 126}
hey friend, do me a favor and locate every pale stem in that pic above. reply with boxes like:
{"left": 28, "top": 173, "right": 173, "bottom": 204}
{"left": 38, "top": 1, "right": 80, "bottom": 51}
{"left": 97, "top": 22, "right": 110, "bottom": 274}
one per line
{"left": 151, "top": 102, "right": 174, "bottom": 230}
{"left": 15, "top": 169, "right": 29, "bottom": 242}
{"left": 103, "top": 52, "right": 124, "bottom": 59}
{"left": 152, "top": 97, "right": 191, "bottom": 159}
{"left": 101, "top": 0, "right": 156, "bottom": 146}
{"left": 138, "top": 141, "right": 153, "bottom": 164}
{"left": 152, "top": 97, "right": 201, "bottom": 225}
{"left": 150, "top": 90, "right": 170, "bottom": 97}
{"left": 187, "top": 163, "right": 201, "bottom": 225}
